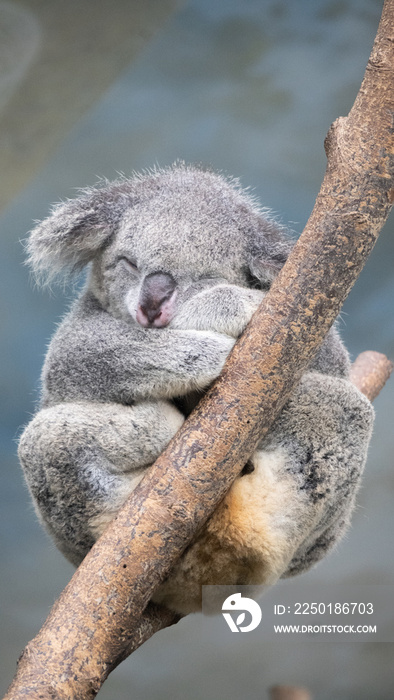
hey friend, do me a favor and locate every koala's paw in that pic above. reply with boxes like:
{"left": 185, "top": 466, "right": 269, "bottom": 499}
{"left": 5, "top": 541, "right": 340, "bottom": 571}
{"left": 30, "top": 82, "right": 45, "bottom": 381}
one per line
{"left": 232, "top": 288, "right": 266, "bottom": 335}
{"left": 172, "top": 285, "right": 266, "bottom": 338}
{"left": 183, "top": 330, "right": 235, "bottom": 388}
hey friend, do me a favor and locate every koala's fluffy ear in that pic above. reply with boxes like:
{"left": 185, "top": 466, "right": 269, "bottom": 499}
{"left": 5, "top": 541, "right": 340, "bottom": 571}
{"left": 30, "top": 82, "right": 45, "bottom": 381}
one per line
{"left": 247, "top": 220, "right": 294, "bottom": 288}
{"left": 26, "top": 182, "right": 132, "bottom": 282}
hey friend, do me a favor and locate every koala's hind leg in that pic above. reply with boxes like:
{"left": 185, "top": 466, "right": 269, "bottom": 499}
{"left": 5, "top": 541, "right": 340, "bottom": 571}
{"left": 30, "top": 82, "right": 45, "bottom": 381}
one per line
{"left": 153, "top": 372, "right": 374, "bottom": 615}
{"left": 18, "top": 400, "right": 184, "bottom": 566}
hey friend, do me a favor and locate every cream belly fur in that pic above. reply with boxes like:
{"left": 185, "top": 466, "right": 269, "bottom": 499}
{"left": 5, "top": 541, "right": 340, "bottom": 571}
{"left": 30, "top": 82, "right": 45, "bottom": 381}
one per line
{"left": 153, "top": 450, "right": 307, "bottom": 614}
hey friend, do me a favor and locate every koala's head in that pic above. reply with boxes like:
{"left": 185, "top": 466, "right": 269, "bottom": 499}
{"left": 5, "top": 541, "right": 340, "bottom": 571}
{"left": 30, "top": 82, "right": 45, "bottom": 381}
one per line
{"left": 27, "top": 164, "right": 292, "bottom": 328}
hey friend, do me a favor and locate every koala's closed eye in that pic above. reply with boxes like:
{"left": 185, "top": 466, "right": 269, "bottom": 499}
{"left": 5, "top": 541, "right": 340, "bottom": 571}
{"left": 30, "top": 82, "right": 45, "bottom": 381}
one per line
{"left": 119, "top": 256, "right": 138, "bottom": 272}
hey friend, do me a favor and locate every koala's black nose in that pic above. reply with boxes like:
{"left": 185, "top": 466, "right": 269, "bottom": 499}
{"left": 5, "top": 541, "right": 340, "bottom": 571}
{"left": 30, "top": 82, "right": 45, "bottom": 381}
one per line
{"left": 136, "top": 272, "right": 177, "bottom": 328}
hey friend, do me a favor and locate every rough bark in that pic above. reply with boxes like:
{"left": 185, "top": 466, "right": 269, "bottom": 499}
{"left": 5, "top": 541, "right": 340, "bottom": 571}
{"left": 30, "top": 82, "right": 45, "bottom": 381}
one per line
{"left": 112, "top": 350, "right": 394, "bottom": 659}
{"left": 5, "top": 1, "right": 394, "bottom": 698}
{"left": 7, "top": 357, "right": 391, "bottom": 700}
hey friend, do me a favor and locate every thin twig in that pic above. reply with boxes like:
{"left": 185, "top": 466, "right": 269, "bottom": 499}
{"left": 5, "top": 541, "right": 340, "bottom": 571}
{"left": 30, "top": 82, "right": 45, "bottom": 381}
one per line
{"left": 349, "top": 351, "right": 393, "bottom": 401}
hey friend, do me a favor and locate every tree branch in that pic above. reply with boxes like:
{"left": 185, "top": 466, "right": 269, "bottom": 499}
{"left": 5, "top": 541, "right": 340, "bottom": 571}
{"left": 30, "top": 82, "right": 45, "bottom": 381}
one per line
{"left": 349, "top": 350, "right": 393, "bottom": 401}
{"left": 5, "top": 1, "right": 394, "bottom": 697}
{"left": 88, "top": 348, "right": 394, "bottom": 664}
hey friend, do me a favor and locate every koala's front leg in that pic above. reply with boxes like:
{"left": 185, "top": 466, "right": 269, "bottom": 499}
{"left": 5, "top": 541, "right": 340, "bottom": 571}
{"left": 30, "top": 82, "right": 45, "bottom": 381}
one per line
{"left": 171, "top": 284, "right": 266, "bottom": 339}
{"left": 42, "top": 297, "right": 235, "bottom": 406}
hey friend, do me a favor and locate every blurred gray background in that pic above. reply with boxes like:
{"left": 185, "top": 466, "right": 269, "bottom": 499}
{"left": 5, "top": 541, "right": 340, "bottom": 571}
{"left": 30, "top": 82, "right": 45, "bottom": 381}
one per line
{"left": 1, "top": 1, "right": 393, "bottom": 698}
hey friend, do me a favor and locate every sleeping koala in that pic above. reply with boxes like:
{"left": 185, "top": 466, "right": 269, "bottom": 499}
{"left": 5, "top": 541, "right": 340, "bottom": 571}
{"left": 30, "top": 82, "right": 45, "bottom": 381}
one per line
{"left": 18, "top": 164, "right": 374, "bottom": 614}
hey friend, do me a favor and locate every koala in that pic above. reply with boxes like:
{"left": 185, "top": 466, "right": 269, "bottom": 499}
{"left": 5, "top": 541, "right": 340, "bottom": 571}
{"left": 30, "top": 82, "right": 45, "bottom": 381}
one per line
{"left": 18, "top": 164, "right": 374, "bottom": 615}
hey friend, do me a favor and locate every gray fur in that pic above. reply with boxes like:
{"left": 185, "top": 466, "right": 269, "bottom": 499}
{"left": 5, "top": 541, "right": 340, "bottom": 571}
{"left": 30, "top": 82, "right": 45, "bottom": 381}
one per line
{"left": 18, "top": 164, "right": 373, "bottom": 613}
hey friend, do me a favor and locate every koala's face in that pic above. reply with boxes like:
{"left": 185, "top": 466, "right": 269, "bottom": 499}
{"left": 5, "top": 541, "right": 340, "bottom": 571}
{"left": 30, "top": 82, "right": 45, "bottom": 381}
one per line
{"left": 93, "top": 172, "right": 257, "bottom": 327}
{"left": 27, "top": 165, "right": 291, "bottom": 328}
